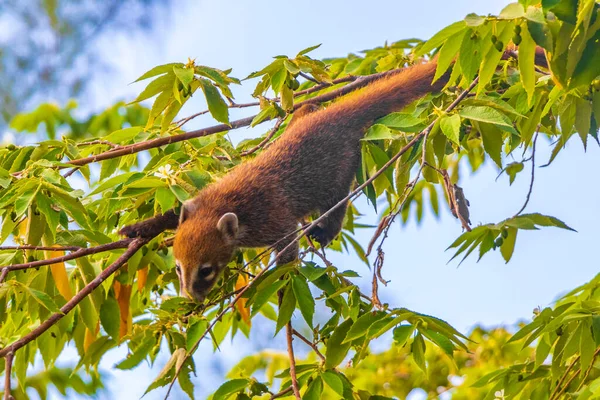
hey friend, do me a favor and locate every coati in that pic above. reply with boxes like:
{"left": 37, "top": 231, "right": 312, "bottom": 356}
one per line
{"left": 121, "top": 47, "right": 548, "bottom": 302}
{"left": 176, "top": 60, "right": 446, "bottom": 301}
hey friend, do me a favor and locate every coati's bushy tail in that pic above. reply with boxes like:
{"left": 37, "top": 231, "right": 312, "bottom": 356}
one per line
{"left": 324, "top": 59, "right": 446, "bottom": 126}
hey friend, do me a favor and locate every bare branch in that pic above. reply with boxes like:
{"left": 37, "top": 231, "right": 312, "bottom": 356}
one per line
{"left": 286, "top": 322, "right": 302, "bottom": 399}
{"left": 0, "top": 238, "right": 147, "bottom": 358}
{"left": 513, "top": 133, "right": 538, "bottom": 218}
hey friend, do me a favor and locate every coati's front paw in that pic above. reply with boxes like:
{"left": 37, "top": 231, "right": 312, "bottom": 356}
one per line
{"left": 119, "top": 220, "right": 159, "bottom": 238}
{"left": 308, "top": 225, "right": 335, "bottom": 247}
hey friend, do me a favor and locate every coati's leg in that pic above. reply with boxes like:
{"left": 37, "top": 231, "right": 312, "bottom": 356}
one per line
{"left": 309, "top": 199, "right": 349, "bottom": 247}
{"left": 274, "top": 239, "right": 299, "bottom": 266}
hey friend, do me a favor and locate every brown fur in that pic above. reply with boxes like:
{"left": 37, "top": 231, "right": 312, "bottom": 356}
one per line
{"left": 173, "top": 59, "right": 448, "bottom": 301}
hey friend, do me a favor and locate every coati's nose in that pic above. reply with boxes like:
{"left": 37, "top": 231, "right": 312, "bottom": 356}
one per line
{"left": 184, "top": 285, "right": 206, "bottom": 303}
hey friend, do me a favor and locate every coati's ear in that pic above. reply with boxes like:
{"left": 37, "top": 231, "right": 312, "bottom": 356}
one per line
{"left": 179, "top": 201, "right": 197, "bottom": 225}
{"left": 217, "top": 212, "right": 238, "bottom": 242}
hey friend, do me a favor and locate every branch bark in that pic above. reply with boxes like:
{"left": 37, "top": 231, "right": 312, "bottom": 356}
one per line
{"left": 0, "top": 238, "right": 147, "bottom": 358}
{"left": 2, "top": 239, "right": 133, "bottom": 272}
{"left": 3, "top": 352, "right": 14, "bottom": 400}
{"left": 286, "top": 322, "right": 302, "bottom": 399}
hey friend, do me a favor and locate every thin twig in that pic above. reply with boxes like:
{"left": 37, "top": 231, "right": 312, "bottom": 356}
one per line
{"left": 575, "top": 347, "right": 600, "bottom": 392}
{"left": 77, "top": 139, "right": 119, "bottom": 148}
{"left": 549, "top": 355, "right": 580, "bottom": 400}
{"left": 0, "top": 238, "right": 147, "bottom": 358}
{"left": 292, "top": 329, "right": 325, "bottom": 361}
{"left": 175, "top": 110, "right": 210, "bottom": 128}
{"left": 298, "top": 71, "right": 319, "bottom": 84}
{"left": 240, "top": 118, "right": 285, "bottom": 157}
{"left": 286, "top": 322, "right": 301, "bottom": 399}
{"left": 270, "top": 387, "right": 294, "bottom": 399}
{"left": 3, "top": 239, "right": 133, "bottom": 272}
{"left": 0, "top": 245, "right": 82, "bottom": 252}
{"left": 513, "top": 133, "right": 538, "bottom": 217}
{"left": 3, "top": 351, "right": 13, "bottom": 400}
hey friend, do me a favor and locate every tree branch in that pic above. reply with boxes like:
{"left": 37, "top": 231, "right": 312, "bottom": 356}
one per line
{"left": 513, "top": 133, "right": 538, "bottom": 218}
{"left": 286, "top": 322, "right": 301, "bottom": 399}
{"left": 0, "top": 238, "right": 148, "bottom": 358}
{"left": 292, "top": 329, "right": 325, "bottom": 361}
{"left": 269, "top": 387, "right": 294, "bottom": 399}
{"left": 2, "top": 239, "right": 133, "bottom": 273}
{"left": 0, "top": 245, "right": 82, "bottom": 252}
{"left": 3, "top": 351, "right": 14, "bottom": 400}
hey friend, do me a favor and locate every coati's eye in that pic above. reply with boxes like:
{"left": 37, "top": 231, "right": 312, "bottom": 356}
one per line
{"left": 198, "top": 266, "right": 214, "bottom": 279}
{"left": 175, "top": 264, "right": 181, "bottom": 275}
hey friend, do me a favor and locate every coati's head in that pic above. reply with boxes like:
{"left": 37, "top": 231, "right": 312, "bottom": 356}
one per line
{"left": 173, "top": 201, "right": 240, "bottom": 302}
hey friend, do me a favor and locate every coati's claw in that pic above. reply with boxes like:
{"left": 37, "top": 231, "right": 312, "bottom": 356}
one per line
{"left": 308, "top": 225, "right": 332, "bottom": 247}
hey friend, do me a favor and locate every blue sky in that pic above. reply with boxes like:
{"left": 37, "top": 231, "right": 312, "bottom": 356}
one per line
{"left": 16, "top": 0, "right": 600, "bottom": 398}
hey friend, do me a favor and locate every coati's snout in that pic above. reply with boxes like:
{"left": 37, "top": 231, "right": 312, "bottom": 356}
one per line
{"left": 173, "top": 204, "right": 239, "bottom": 302}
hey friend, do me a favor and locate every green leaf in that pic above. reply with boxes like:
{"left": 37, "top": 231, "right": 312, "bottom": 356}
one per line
{"left": 459, "top": 106, "right": 514, "bottom": 129}
{"left": 580, "top": 319, "right": 595, "bottom": 372}
{"left": 321, "top": 371, "right": 343, "bottom": 396}
{"left": 499, "top": 3, "right": 525, "bottom": 19}
{"left": 133, "top": 63, "right": 183, "bottom": 83}
{"left": 292, "top": 275, "right": 314, "bottom": 328}
{"left": 199, "top": 78, "right": 229, "bottom": 124}
{"left": 343, "top": 312, "right": 386, "bottom": 343}
{"left": 100, "top": 297, "right": 120, "bottom": 340}
{"left": 325, "top": 318, "right": 354, "bottom": 369}
{"left": 505, "top": 162, "right": 524, "bottom": 185}
{"left": 133, "top": 73, "right": 176, "bottom": 104}
{"left": 303, "top": 376, "right": 323, "bottom": 400}
{"left": 434, "top": 29, "right": 466, "bottom": 83}
{"left": 393, "top": 325, "right": 415, "bottom": 346}
{"left": 115, "top": 334, "right": 156, "bottom": 369}
{"left": 459, "top": 30, "right": 483, "bottom": 82}
{"left": 186, "top": 320, "right": 208, "bottom": 352}
{"left": 412, "top": 332, "right": 427, "bottom": 372}
{"left": 362, "top": 124, "right": 397, "bottom": 141}
{"left": 520, "top": 213, "right": 576, "bottom": 231}
{"left": 250, "top": 279, "right": 288, "bottom": 317}
{"left": 298, "top": 263, "right": 327, "bottom": 282}
{"left": 213, "top": 379, "right": 249, "bottom": 400}
{"left": 519, "top": 23, "right": 536, "bottom": 105}
{"left": 104, "top": 127, "right": 143, "bottom": 144}
{"left": 440, "top": 114, "right": 461, "bottom": 145}
{"left": 476, "top": 121, "right": 504, "bottom": 168}
{"left": 283, "top": 59, "right": 300, "bottom": 75}
{"left": 297, "top": 44, "right": 321, "bottom": 56}
{"left": 527, "top": 20, "right": 553, "bottom": 51}
{"left": 275, "top": 284, "right": 296, "bottom": 335}
{"left": 477, "top": 21, "right": 514, "bottom": 95}
{"left": 376, "top": 113, "right": 424, "bottom": 130}
{"left": 464, "top": 13, "right": 486, "bottom": 27}
{"left": 144, "top": 348, "right": 186, "bottom": 394}
{"left": 173, "top": 66, "right": 194, "bottom": 89}
{"left": 416, "top": 21, "right": 466, "bottom": 56}
{"left": 575, "top": 98, "right": 592, "bottom": 149}
{"left": 0, "top": 167, "right": 11, "bottom": 189}
{"left": 28, "top": 287, "right": 61, "bottom": 313}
